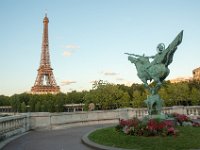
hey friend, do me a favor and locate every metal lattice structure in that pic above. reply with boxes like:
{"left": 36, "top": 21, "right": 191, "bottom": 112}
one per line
{"left": 31, "top": 14, "right": 60, "bottom": 94}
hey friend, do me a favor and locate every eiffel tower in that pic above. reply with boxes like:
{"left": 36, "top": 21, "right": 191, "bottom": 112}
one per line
{"left": 31, "top": 14, "right": 60, "bottom": 94}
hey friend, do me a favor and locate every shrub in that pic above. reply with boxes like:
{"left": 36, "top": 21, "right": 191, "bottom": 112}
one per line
{"left": 170, "top": 113, "right": 200, "bottom": 127}
{"left": 116, "top": 114, "right": 200, "bottom": 137}
{"left": 193, "top": 122, "right": 200, "bottom": 127}
{"left": 116, "top": 118, "right": 177, "bottom": 137}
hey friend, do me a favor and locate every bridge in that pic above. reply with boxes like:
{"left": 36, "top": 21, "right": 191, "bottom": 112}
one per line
{"left": 0, "top": 106, "right": 200, "bottom": 149}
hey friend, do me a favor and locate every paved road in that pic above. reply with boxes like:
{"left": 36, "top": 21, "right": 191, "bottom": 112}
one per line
{"left": 2, "top": 124, "right": 110, "bottom": 150}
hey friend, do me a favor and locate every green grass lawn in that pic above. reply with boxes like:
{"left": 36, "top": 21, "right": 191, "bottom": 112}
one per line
{"left": 88, "top": 126, "right": 200, "bottom": 150}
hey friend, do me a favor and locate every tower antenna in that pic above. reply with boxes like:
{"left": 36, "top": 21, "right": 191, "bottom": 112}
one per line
{"left": 45, "top": 9, "right": 47, "bottom": 17}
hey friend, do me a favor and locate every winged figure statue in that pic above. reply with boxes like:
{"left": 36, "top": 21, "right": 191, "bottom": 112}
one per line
{"left": 125, "top": 30, "right": 183, "bottom": 88}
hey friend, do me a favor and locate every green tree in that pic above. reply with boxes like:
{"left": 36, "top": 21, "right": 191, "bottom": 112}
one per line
{"left": 132, "top": 90, "right": 147, "bottom": 107}
{"left": 166, "top": 82, "right": 190, "bottom": 105}
{"left": 0, "top": 95, "right": 10, "bottom": 106}
{"left": 21, "top": 102, "right": 26, "bottom": 112}
{"left": 18, "top": 93, "right": 30, "bottom": 105}
{"left": 10, "top": 94, "right": 21, "bottom": 112}
{"left": 55, "top": 93, "right": 66, "bottom": 112}
{"left": 40, "top": 100, "right": 48, "bottom": 112}
{"left": 190, "top": 88, "right": 200, "bottom": 105}
{"left": 29, "top": 94, "right": 38, "bottom": 112}
{"left": 45, "top": 94, "right": 56, "bottom": 112}
{"left": 35, "top": 101, "right": 41, "bottom": 112}
{"left": 66, "top": 91, "right": 85, "bottom": 104}
{"left": 85, "top": 82, "right": 130, "bottom": 110}
{"left": 118, "top": 84, "right": 133, "bottom": 100}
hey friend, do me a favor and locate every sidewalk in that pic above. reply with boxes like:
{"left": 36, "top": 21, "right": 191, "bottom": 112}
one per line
{"left": 1, "top": 124, "right": 109, "bottom": 150}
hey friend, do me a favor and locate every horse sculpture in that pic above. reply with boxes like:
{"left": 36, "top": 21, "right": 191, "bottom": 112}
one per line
{"left": 126, "top": 30, "right": 183, "bottom": 89}
{"left": 128, "top": 55, "right": 169, "bottom": 88}
{"left": 126, "top": 30, "right": 183, "bottom": 116}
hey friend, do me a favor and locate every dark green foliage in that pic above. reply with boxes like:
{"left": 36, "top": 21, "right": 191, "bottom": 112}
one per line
{"left": 65, "top": 91, "right": 85, "bottom": 104}
{"left": 21, "top": 102, "right": 26, "bottom": 112}
{"left": 1, "top": 80, "right": 200, "bottom": 112}
{"left": 10, "top": 94, "right": 21, "bottom": 112}
{"left": 0, "top": 95, "right": 10, "bottom": 106}
{"left": 35, "top": 101, "right": 41, "bottom": 112}
{"left": 1, "top": 92, "right": 86, "bottom": 112}
{"left": 84, "top": 82, "right": 130, "bottom": 110}
{"left": 55, "top": 93, "right": 66, "bottom": 112}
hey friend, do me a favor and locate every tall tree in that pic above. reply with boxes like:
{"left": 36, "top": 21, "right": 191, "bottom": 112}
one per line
{"left": 85, "top": 82, "right": 130, "bottom": 110}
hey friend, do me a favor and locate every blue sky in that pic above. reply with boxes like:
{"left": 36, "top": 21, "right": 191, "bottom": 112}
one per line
{"left": 0, "top": 0, "right": 200, "bottom": 96}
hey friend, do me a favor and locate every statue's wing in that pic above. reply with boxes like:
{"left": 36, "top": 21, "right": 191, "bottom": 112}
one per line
{"left": 163, "top": 30, "right": 183, "bottom": 66}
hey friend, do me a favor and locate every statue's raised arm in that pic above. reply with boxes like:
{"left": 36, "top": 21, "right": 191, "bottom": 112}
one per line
{"left": 124, "top": 53, "right": 143, "bottom": 58}
{"left": 124, "top": 53, "right": 153, "bottom": 59}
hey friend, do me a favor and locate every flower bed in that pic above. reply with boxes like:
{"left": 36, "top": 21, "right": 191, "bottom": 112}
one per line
{"left": 116, "top": 113, "right": 200, "bottom": 137}
{"left": 170, "top": 113, "right": 200, "bottom": 127}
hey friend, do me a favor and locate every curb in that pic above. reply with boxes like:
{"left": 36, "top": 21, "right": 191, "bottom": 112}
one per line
{"left": 81, "top": 127, "right": 135, "bottom": 150}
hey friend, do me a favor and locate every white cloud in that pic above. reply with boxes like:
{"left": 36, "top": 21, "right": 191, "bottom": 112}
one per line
{"left": 61, "top": 80, "right": 76, "bottom": 86}
{"left": 68, "top": 88, "right": 73, "bottom": 91}
{"left": 116, "top": 78, "right": 124, "bottom": 81}
{"left": 103, "top": 71, "right": 118, "bottom": 76}
{"left": 115, "top": 78, "right": 133, "bottom": 86}
{"left": 65, "top": 44, "right": 80, "bottom": 49}
{"left": 63, "top": 51, "right": 73, "bottom": 57}
{"left": 62, "top": 44, "right": 80, "bottom": 57}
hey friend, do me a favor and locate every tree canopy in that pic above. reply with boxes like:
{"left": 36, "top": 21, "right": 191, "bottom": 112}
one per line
{"left": 0, "top": 80, "right": 200, "bottom": 112}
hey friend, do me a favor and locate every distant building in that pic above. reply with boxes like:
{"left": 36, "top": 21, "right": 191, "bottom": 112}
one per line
{"left": 193, "top": 67, "right": 200, "bottom": 81}
{"left": 0, "top": 106, "right": 12, "bottom": 112}
{"left": 169, "top": 77, "right": 192, "bottom": 83}
{"left": 169, "top": 67, "right": 200, "bottom": 83}
{"left": 63, "top": 104, "right": 84, "bottom": 112}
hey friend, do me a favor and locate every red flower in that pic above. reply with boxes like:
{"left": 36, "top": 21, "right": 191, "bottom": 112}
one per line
{"left": 119, "top": 118, "right": 139, "bottom": 127}
{"left": 167, "top": 127, "right": 175, "bottom": 134}
{"left": 164, "top": 120, "right": 173, "bottom": 127}
{"left": 118, "top": 117, "right": 179, "bottom": 136}
{"left": 173, "top": 113, "right": 189, "bottom": 123}
{"left": 147, "top": 119, "right": 166, "bottom": 131}
{"left": 192, "top": 122, "right": 200, "bottom": 127}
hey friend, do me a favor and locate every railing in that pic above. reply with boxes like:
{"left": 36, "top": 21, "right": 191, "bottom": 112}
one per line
{"left": 185, "top": 106, "right": 200, "bottom": 119}
{"left": 29, "top": 111, "right": 121, "bottom": 130}
{"left": 28, "top": 106, "right": 200, "bottom": 130}
{"left": 0, "top": 106, "right": 199, "bottom": 142}
{"left": 129, "top": 106, "right": 200, "bottom": 119}
{"left": 0, "top": 115, "right": 29, "bottom": 141}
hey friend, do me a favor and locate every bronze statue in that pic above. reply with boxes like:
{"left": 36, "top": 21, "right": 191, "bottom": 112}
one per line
{"left": 125, "top": 30, "right": 183, "bottom": 116}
